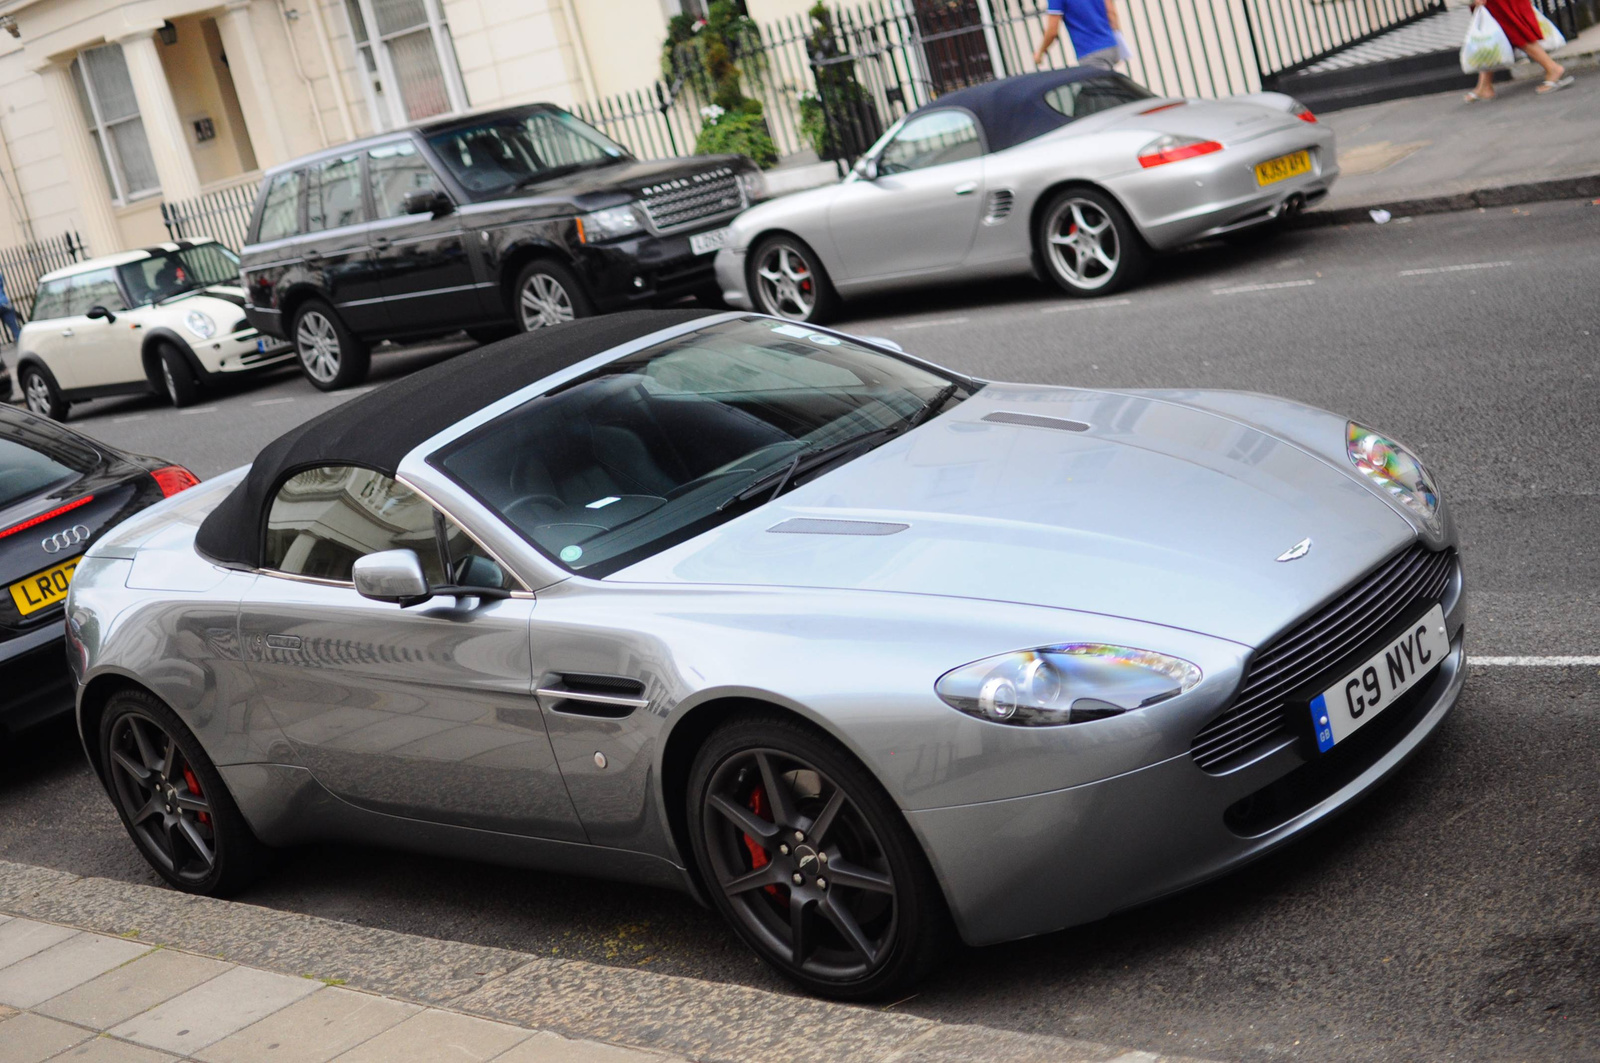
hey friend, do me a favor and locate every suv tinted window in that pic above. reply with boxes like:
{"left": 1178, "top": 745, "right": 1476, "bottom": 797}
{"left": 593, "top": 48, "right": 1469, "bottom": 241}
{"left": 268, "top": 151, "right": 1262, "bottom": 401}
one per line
{"left": 878, "top": 110, "right": 981, "bottom": 175}
{"left": 66, "top": 269, "right": 124, "bottom": 315}
{"left": 1043, "top": 76, "right": 1153, "bottom": 118}
{"left": 306, "top": 154, "right": 365, "bottom": 233}
{"left": 426, "top": 109, "right": 627, "bottom": 196}
{"left": 30, "top": 279, "right": 70, "bottom": 321}
{"left": 264, "top": 465, "right": 444, "bottom": 583}
{"left": 368, "top": 141, "right": 443, "bottom": 219}
{"left": 257, "top": 170, "right": 303, "bottom": 242}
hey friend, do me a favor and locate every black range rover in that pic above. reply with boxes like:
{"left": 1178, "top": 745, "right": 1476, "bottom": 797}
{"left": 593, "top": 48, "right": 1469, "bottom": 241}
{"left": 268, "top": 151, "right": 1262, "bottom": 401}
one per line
{"left": 240, "top": 103, "right": 763, "bottom": 390}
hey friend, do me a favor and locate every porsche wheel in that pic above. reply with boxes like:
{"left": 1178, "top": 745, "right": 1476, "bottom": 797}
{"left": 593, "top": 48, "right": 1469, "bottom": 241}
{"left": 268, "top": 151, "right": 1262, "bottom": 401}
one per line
{"left": 1037, "top": 188, "right": 1147, "bottom": 297}
{"left": 100, "top": 689, "right": 270, "bottom": 895}
{"left": 687, "top": 713, "right": 947, "bottom": 999}
{"left": 749, "top": 236, "right": 839, "bottom": 324}
{"left": 20, "top": 365, "right": 67, "bottom": 421}
{"left": 293, "top": 300, "right": 369, "bottom": 391}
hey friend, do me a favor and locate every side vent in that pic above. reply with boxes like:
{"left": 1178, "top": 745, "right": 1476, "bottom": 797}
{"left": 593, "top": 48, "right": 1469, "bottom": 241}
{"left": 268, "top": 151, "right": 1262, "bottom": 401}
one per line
{"left": 983, "top": 189, "right": 1014, "bottom": 224}
{"left": 768, "top": 518, "right": 909, "bottom": 536}
{"left": 982, "top": 411, "right": 1091, "bottom": 433}
{"left": 536, "top": 673, "right": 649, "bottom": 717}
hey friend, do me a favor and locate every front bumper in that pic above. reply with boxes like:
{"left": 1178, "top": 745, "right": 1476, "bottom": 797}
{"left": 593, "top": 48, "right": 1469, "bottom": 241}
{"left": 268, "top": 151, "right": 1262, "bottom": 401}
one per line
{"left": 714, "top": 246, "right": 754, "bottom": 310}
{"left": 0, "top": 624, "right": 73, "bottom": 734}
{"left": 194, "top": 328, "right": 295, "bottom": 377}
{"left": 575, "top": 223, "right": 730, "bottom": 312}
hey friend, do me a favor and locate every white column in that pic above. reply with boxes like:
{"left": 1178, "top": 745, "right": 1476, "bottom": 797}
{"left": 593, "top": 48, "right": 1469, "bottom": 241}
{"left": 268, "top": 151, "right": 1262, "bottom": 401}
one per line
{"left": 33, "top": 62, "right": 122, "bottom": 255}
{"left": 216, "top": 0, "right": 291, "bottom": 166}
{"left": 118, "top": 30, "right": 204, "bottom": 202}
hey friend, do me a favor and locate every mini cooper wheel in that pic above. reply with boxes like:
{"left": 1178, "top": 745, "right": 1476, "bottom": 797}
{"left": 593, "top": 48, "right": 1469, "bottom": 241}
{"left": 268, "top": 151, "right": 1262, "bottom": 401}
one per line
{"left": 292, "top": 300, "right": 370, "bottom": 391}
{"left": 687, "top": 714, "right": 947, "bottom": 999}
{"left": 20, "top": 365, "right": 67, "bottom": 421}
{"left": 158, "top": 343, "right": 202, "bottom": 408}
{"left": 748, "top": 236, "right": 839, "bottom": 324}
{"left": 515, "top": 261, "right": 591, "bottom": 332}
{"left": 1037, "top": 188, "right": 1147, "bottom": 297}
{"left": 100, "top": 689, "right": 269, "bottom": 895}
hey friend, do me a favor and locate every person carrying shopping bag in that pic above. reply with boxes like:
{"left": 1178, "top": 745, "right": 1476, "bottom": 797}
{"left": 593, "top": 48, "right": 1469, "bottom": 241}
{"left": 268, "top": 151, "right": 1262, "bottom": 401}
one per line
{"left": 1464, "top": 0, "right": 1572, "bottom": 100}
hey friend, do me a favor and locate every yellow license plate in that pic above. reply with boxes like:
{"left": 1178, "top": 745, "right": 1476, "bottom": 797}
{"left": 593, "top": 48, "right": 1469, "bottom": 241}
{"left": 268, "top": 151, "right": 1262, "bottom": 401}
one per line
{"left": 1255, "top": 150, "right": 1313, "bottom": 186}
{"left": 9, "top": 556, "right": 79, "bottom": 617}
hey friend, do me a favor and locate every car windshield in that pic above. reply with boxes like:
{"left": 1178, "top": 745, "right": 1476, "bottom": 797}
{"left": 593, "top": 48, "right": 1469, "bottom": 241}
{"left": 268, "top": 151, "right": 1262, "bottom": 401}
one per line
{"left": 118, "top": 243, "right": 241, "bottom": 306}
{"left": 0, "top": 413, "right": 98, "bottom": 509}
{"left": 433, "top": 317, "right": 975, "bottom": 578}
{"left": 426, "top": 108, "right": 630, "bottom": 197}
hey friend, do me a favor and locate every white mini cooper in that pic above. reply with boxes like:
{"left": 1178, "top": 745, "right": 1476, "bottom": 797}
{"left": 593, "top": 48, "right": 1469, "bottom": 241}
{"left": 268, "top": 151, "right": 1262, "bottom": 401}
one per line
{"left": 15, "top": 240, "right": 294, "bottom": 420}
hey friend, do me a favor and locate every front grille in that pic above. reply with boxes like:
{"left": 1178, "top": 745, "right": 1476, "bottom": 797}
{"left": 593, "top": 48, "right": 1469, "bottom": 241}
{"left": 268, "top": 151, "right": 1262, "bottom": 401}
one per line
{"left": 1190, "top": 543, "right": 1457, "bottom": 773}
{"left": 639, "top": 167, "right": 745, "bottom": 232}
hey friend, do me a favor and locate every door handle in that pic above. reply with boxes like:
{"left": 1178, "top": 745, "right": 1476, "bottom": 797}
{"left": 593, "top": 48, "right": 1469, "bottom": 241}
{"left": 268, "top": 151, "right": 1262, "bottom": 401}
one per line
{"left": 953, "top": 182, "right": 978, "bottom": 196}
{"left": 60, "top": 328, "right": 74, "bottom": 337}
{"left": 304, "top": 248, "right": 323, "bottom": 261}
{"left": 265, "top": 634, "right": 303, "bottom": 649}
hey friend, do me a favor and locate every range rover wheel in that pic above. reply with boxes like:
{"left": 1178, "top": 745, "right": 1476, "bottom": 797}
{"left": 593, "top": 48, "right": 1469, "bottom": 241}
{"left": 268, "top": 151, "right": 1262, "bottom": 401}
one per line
{"left": 292, "top": 300, "right": 370, "bottom": 391}
{"left": 100, "top": 688, "right": 270, "bottom": 896}
{"left": 515, "top": 261, "right": 591, "bottom": 332}
{"left": 1036, "top": 188, "right": 1147, "bottom": 297}
{"left": 158, "top": 344, "right": 202, "bottom": 408}
{"left": 20, "top": 365, "right": 67, "bottom": 421}
{"left": 687, "top": 713, "right": 948, "bottom": 1000}
{"left": 748, "top": 236, "right": 839, "bottom": 324}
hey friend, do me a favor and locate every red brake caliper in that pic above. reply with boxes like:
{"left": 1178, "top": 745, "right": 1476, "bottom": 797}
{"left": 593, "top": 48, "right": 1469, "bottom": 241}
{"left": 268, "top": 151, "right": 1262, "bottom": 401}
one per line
{"left": 181, "top": 768, "right": 211, "bottom": 826}
{"left": 742, "top": 785, "right": 781, "bottom": 898}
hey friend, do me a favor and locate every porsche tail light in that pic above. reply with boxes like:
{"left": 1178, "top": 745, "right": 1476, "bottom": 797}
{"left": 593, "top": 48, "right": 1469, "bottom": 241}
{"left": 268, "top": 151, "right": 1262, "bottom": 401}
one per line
{"left": 0, "top": 495, "right": 94, "bottom": 541}
{"left": 1289, "top": 101, "right": 1318, "bottom": 122}
{"left": 1137, "top": 134, "right": 1223, "bottom": 168}
{"left": 151, "top": 465, "right": 200, "bottom": 498}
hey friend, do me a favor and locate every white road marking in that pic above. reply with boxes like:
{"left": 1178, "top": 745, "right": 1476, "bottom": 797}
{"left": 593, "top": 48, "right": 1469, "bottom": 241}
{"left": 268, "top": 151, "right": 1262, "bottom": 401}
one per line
{"left": 111, "top": 415, "right": 147, "bottom": 424}
{"left": 1211, "top": 279, "right": 1317, "bottom": 295}
{"left": 1472, "top": 656, "right": 1600, "bottom": 666}
{"left": 177, "top": 406, "right": 218, "bottom": 415}
{"left": 252, "top": 397, "right": 297, "bottom": 406}
{"left": 1041, "top": 298, "right": 1132, "bottom": 314}
{"left": 892, "top": 317, "right": 970, "bottom": 331}
{"left": 1398, "top": 260, "right": 1513, "bottom": 276}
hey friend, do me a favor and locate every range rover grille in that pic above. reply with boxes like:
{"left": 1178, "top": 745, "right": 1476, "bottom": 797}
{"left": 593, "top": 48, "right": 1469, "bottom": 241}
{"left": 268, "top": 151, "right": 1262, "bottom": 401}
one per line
{"left": 639, "top": 167, "right": 745, "bottom": 232}
{"left": 1190, "top": 543, "right": 1457, "bottom": 773}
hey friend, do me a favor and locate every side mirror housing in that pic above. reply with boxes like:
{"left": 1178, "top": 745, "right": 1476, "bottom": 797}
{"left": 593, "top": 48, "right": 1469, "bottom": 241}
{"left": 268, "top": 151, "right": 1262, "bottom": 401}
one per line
{"left": 352, "top": 549, "right": 431, "bottom": 605}
{"left": 87, "top": 305, "right": 117, "bottom": 323}
{"left": 402, "top": 189, "right": 453, "bottom": 216}
{"left": 852, "top": 156, "right": 878, "bottom": 181}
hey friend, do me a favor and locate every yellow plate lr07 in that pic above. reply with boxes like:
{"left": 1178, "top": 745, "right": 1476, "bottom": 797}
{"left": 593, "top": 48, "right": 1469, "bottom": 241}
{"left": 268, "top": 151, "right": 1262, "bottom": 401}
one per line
{"left": 1255, "top": 149, "right": 1313, "bottom": 186}
{"left": 10, "top": 556, "right": 79, "bottom": 616}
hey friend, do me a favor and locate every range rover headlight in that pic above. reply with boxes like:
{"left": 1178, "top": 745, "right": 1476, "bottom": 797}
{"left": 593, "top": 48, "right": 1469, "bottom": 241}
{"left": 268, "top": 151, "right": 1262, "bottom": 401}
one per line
{"left": 936, "top": 644, "right": 1202, "bottom": 727}
{"left": 737, "top": 169, "right": 766, "bottom": 203}
{"left": 576, "top": 205, "right": 642, "bottom": 243}
{"left": 183, "top": 309, "right": 216, "bottom": 339}
{"left": 1347, "top": 422, "right": 1440, "bottom": 531}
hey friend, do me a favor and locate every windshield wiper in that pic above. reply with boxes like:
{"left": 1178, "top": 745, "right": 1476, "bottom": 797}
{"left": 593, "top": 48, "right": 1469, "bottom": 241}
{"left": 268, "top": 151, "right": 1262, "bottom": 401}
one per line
{"left": 718, "top": 425, "right": 905, "bottom": 511}
{"left": 905, "top": 382, "right": 961, "bottom": 430}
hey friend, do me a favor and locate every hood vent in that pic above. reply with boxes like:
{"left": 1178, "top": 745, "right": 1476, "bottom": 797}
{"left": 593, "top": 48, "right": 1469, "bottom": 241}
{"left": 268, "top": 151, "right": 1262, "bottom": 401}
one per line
{"left": 982, "top": 411, "right": 1090, "bottom": 433}
{"left": 983, "top": 189, "right": 1014, "bottom": 224}
{"left": 768, "top": 518, "right": 908, "bottom": 537}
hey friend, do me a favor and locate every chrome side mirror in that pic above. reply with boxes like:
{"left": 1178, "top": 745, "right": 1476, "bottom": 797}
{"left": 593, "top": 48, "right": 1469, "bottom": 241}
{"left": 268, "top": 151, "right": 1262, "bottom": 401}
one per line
{"left": 352, "top": 549, "right": 430, "bottom": 605}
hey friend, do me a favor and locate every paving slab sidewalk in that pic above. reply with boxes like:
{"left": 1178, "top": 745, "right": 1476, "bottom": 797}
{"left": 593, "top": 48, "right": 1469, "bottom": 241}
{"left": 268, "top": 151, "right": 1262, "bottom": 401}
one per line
{"left": 0, "top": 860, "right": 1215, "bottom": 1063}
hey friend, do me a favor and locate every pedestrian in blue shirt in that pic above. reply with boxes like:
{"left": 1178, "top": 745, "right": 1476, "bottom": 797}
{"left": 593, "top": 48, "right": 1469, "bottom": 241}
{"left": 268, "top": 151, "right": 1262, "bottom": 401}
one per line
{"left": 1034, "top": 0, "right": 1121, "bottom": 69}
{"left": 0, "top": 270, "right": 20, "bottom": 344}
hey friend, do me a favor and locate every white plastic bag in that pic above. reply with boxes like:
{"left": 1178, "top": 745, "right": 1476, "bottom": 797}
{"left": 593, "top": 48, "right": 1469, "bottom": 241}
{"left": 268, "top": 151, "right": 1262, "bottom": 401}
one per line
{"left": 1535, "top": 11, "right": 1566, "bottom": 51}
{"left": 1460, "top": 7, "right": 1514, "bottom": 73}
{"left": 1113, "top": 30, "right": 1135, "bottom": 63}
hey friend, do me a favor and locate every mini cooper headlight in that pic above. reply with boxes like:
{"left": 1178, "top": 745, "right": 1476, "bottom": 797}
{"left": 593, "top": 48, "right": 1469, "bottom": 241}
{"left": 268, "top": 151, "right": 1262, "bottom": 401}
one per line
{"left": 936, "top": 644, "right": 1202, "bottom": 727}
{"left": 1347, "top": 422, "right": 1440, "bottom": 530}
{"left": 183, "top": 310, "right": 216, "bottom": 339}
{"left": 576, "top": 205, "right": 642, "bottom": 243}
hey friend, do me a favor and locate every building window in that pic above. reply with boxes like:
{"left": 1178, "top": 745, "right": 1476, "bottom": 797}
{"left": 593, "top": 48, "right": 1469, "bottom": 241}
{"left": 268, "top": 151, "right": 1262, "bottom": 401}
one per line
{"left": 70, "top": 44, "right": 161, "bottom": 203}
{"left": 344, "top": 0, "right": 467, "bottom": 130}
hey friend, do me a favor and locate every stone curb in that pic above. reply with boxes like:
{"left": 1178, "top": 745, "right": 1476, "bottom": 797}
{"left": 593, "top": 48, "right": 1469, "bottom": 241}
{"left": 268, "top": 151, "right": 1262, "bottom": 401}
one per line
{"left": 1296, "top": 172, "right": 1600, "bottom": 228}
{"left": 0, "top": 860, "right": 1216, "bottom": 1063}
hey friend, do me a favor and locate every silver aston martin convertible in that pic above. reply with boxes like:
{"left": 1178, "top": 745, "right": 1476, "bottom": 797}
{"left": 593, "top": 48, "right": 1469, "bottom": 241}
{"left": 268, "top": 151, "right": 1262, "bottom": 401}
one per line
{"left": 716, "top": 68, "right": 1338, "bottom": 320}
{"left": 68, "top": 310, "right": 1462, "bottom": 1000}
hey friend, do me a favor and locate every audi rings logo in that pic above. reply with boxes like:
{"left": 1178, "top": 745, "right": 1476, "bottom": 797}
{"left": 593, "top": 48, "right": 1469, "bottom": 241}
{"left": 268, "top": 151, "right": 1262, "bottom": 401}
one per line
{"left": 41, "top": 525, "right": 91, "bottom": 554}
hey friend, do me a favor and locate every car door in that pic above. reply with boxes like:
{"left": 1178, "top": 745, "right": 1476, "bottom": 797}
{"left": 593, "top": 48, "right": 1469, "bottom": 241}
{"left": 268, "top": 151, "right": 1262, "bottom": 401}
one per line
{"left": 237, "top": 464, "right": 586, "bottom": 841}
{"left": 365, "top": 139, "right": 488, "bottom": 332}
{"left": 301, "top": 153, "right": 384, "bottom": 333}
{"left": 21, "top": 279, "right": 78, "bottom": 389}
{"left": 64, "top": 268, "right": 136, "bottom": 388}
{"left": 827, "top": 109, "right": 987, "bottom": 282}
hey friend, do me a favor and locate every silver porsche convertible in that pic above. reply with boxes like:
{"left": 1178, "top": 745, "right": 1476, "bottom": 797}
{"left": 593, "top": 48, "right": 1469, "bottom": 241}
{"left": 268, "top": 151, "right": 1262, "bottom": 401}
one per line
{"left": 716, "top": 68, "right": 1337, "bottom": 320}
{"left": 68, "top": 310, "right": 1462, "bottom": 1000}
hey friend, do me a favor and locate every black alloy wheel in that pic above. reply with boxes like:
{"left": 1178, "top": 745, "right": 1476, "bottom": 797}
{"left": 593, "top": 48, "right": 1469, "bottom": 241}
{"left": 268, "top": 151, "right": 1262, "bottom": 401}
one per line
{"left": 748, "top": 235, "right": 839, "bottom": 324}
{"left": 1036, "top": 187, "right": 1147, "bottom": 297}
{"left": 158, "top": 343, "right": 202, "bottom": 407}
{"left": 100, "top": 689, "right": 269, "bottom": 895}
{"left": 687, "top": 714, "right": 947, "bottom": 999}
{"left": 292, "top": 300, "right": 370, "bottom": 391}
{"left": 21, "top": 366, "right": 67, "bottom": 421}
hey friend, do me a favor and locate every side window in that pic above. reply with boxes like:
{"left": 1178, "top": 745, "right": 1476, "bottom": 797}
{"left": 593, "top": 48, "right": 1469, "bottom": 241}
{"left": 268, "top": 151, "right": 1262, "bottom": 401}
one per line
{"left": 264, "top": 466, "right": 444, "bottom": 584}
{"left": 306, "top": 154, "right": 365, "bottom": 233}
{"left": 66, "top": 269, "right": 124, "bottom": 315}
{"left": 368, "top": 141, "right": 444, "bottom": 219}
{"left": 30, "top": 279, "right": 71, "bottom": 321}
{"left": 256, "top": 170, "right": 303, "bottom": 243}
{"left": 877, "top": 111, "right": 981, "bottom": 175}
{"left": 1043, "top": 76, "right": 1153, "bottom": 119}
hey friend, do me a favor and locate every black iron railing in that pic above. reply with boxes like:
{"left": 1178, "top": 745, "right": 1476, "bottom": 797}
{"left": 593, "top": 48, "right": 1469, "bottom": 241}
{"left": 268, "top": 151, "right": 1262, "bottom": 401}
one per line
{"left": 0, "top": 231, "right": 87, "bottom": 338}
{"left": 161, "top": 178, "right": 260, "bottom": 250}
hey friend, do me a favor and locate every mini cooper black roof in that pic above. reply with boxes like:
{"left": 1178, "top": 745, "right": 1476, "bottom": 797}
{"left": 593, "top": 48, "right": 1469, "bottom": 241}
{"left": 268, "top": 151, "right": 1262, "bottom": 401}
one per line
{"left": 194, "top": 309, "right": 715, "bottom": 569}
{"left": 905, "top": 67, "right": 1135, "bottom": 154}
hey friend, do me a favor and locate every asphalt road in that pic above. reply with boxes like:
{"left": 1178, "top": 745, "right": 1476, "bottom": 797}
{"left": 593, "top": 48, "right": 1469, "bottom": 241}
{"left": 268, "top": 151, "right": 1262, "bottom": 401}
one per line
{"left": 4, "top": 198, "right": 1598, "bottom": 1062}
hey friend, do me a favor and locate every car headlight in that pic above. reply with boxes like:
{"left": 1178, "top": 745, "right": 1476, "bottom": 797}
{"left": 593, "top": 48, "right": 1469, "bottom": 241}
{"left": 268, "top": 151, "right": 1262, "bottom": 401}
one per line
{"left": 737, "top": 169, "right": 765, "bottom": 203}
{"left": 576, "top": 205, "right": 642, "bottom": 243}
{"left": 1347, "top": 422, "right": 1440, "bottom": 530}
{"left": 936, "top": 644, "right": 1202, "bottom": 727}
{"left": 183, "top": 310, "right": 216, "bottom": 339}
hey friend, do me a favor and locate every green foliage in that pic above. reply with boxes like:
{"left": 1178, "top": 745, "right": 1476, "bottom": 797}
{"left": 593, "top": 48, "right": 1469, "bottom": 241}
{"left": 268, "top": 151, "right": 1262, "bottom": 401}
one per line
{"left": 798, "top": 92, "right": 826, "bottom": 158}
{"left": 663, "top": 1, "right": 776, "bottom": 167}
{"left": 696, "top": 104, "right": 778, "bottom": 169}
{"left": 803, "top": 2, "right": 881, "bottom": 160}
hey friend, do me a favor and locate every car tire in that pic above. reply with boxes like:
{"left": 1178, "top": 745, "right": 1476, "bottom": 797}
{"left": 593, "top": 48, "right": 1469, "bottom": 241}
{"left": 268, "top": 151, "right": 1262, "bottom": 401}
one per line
{"left": 99, "top": 688, "right": 272, "bottom": 896}
{"left": 158, "top": 343, "right": 203, "bottom": 408}
{"left": 513, "top": 261, "right": 591, "bottom": 332}
{"left": 686, "top": 711, "right": 949, "bottom": 1000}
{"left": 1036, "top": 187, "right": 1147, "bottom": 298}
{"left": 747, "top": 235, "right": 840, "bottom": 324}
{"left": 292, "top": 300, "right": 370, "bottom": 391}
{"left": 19, "top": 365, "right": 68, "bottom": 421}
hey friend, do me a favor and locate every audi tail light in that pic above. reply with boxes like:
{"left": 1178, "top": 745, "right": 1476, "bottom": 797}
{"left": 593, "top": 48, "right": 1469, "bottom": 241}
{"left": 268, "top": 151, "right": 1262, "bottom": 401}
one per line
{"left": 1137, "top": 134, "right": 1223, "bottom": 168}
{"left": 0, "top": 495, "right": 95, "bottom": 541}
{"left": 151, "top": 465, "right": 200, "bottom": 498}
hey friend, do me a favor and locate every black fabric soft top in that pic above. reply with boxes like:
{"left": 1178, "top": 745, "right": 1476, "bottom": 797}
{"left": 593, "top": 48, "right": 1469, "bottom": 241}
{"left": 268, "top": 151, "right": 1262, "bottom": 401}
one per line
{"left": 905, "top": 67, "right": 1120, "bottom": 154}
{"left": 194, "top": 308, "right": 717, "bottom": 569}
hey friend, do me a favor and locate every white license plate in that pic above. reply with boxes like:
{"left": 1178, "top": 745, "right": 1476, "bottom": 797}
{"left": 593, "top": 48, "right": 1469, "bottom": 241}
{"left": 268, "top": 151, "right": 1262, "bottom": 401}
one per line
{"left": 1308, "top": 604, "right": 1449, "bottom": 752}
{"left": 690, "top": 227, "right": 732, "bottom": 255}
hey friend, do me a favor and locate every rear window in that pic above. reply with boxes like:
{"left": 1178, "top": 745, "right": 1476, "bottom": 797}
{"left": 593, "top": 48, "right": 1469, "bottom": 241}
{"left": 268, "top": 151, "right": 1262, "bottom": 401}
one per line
{"left": 1043, "top": 76, "right": 1154, "bottom": 119}
{"left": 0, "top": 416, "right": 98, "bottom": 509}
